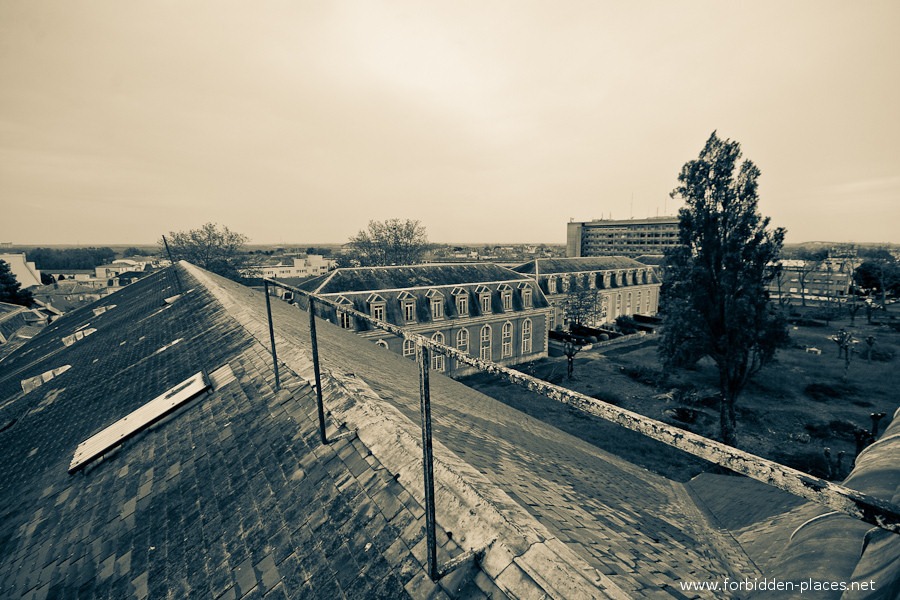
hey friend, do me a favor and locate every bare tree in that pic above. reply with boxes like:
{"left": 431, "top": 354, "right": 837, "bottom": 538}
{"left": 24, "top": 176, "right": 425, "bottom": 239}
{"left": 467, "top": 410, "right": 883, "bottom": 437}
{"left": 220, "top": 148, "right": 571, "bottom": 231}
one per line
{"left": 160, "top": 222, "right": 254, "bottom": 281}
{"left": 348, "top": 219, "right": 429, "bottom": 266}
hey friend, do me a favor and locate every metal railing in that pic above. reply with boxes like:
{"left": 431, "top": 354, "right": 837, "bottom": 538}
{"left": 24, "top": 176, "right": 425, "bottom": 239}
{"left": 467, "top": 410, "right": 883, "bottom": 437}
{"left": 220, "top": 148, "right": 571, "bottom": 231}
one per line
{"left": 262, "top": 278, "right": 900, "bottom": 579}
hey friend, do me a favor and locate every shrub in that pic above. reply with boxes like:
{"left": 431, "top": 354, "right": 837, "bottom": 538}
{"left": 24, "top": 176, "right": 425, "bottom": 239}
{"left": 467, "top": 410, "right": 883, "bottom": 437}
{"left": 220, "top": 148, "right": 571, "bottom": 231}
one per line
{"left": 615, "top": 315, "right": 639, "bottom": 335}
{"left": 869, "top": 346, "right": 895, "bottom": 362}
{"left": 598, "top": 333, "right": 609, "bottom": 342}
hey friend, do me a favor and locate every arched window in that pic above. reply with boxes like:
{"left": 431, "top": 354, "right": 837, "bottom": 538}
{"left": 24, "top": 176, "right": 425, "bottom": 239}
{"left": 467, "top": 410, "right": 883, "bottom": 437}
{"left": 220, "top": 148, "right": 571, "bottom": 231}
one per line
{"left": 636, "top": 291, "right": 641, "bottom": 314}
{"left": 403, "top": 339, "right": 415, "bottom": 357}
{"left": 501, "top": 322, "right": 512, "bottom": 358}
{"left": 457, "top": 329, "right": 469, "bottom": 354}
{"left": 375, "top": 339, "right": 389, "bottom": 349}
{"left": 522, "top": 319, "right": 532, "bottom": 354}
{"left": 431, "top": 332, "right": 445, "bottom": 371}
{"left": 480, "top": 325, "right": 492, "bottom": 360}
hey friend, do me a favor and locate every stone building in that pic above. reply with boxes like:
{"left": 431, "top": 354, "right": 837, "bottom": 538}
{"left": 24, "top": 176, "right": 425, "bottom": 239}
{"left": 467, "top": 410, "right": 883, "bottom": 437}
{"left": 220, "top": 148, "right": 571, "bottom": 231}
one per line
{"left": 295, "top": 264, "right": 551, "bottom": 375}
{"left": 513, "top": 257, "right": 661, "bottom": 330}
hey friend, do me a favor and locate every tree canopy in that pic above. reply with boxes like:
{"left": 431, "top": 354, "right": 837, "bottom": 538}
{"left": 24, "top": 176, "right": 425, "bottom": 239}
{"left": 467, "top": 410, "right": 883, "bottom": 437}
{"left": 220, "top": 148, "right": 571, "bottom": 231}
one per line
{"left": 660, "top": 132, "right": 788, "bottom": 445}
{"left": 26, "top": 247, "right": 116, "bottom": 271}
{"left": 347, "top": 219, "right": 428, "bottom": 266}
{"left": 160, "top": 223, "right": 253, "bottom": 281}
{"left": 0, "top": 260, "right": 35, "bottom": 307}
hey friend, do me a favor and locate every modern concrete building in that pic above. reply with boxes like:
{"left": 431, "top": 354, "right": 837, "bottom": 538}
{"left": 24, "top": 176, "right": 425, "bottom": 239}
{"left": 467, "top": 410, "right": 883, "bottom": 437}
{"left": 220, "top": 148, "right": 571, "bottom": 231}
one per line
{"left": 767, "top": 256, "right": 855, "bottom": 307}
{"left": 566, "top": 216, "right": 680, "bottom": 258}
{"left": 246, "top": 254, "right": 337, "bottom": 280}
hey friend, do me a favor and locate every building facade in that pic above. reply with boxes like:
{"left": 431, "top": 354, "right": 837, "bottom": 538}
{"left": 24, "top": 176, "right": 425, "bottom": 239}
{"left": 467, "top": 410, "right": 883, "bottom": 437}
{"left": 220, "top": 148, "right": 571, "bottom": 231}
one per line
{"left": 566, "top": 217, "right": 680, "bottom": 258}
{"left": 296, "top": 264, "right": 551, "bottom": 375}
{"left": 767, "top": 257, "right": 854, "bottom": 307}
{"left": 248, "top": 254, "right": 337, "bottom": 279}
{"left": 0, "top": 253, "right": 42, "bottom": 288}
{"left": 513, "top": 257, "right": 661, "bottom": 330}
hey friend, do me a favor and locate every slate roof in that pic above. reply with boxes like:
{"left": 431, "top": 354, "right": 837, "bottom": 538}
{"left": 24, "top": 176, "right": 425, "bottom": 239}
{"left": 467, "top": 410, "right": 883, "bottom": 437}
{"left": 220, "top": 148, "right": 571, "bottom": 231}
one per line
{"left": 299, "top": 264, "right": 534, "bottom": 294}
{"left": 633, "top": 255, "right": 666, "bottom": 266}
{"left": 512, "top": 256, "right": 651, "bottom": 275}
{"left": 3, "top": 261, "right": 837, "bottom": 600}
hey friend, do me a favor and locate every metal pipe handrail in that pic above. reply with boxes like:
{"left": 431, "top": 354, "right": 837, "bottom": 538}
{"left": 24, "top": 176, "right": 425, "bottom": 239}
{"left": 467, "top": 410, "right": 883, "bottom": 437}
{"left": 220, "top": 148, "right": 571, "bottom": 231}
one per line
{"left": 263, "top": 277, "right": 900, "bottom": 534}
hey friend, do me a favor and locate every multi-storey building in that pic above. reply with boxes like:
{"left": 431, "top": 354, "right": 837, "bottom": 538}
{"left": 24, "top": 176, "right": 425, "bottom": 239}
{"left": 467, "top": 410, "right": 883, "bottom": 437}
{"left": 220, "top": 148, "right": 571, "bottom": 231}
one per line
{"left": 767, "top": 257, "right": 854, "bottom": 307}
{"left": 248, "top": 254, "right": 337, "bottom": 279}
{"left": 295, "top": 264, "right": 551, "bottom": 375}
{"left": 513, "top": 257, "right": 661, "bottom": 330}
{"left": 566, "top": 217, "right": 680, "bottom": 258}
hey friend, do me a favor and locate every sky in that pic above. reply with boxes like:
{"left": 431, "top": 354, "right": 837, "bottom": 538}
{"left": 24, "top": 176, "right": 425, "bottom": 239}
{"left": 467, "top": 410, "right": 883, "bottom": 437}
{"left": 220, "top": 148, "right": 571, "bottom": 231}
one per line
{"left": 1, "top": 1, "right": 898, "bottom": 246}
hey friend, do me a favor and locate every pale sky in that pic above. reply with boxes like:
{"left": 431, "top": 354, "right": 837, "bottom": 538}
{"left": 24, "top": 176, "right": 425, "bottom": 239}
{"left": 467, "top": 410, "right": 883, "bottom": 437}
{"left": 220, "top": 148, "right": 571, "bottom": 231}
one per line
{"left": 2, "top": 1, "right": 898, "bottom": 245}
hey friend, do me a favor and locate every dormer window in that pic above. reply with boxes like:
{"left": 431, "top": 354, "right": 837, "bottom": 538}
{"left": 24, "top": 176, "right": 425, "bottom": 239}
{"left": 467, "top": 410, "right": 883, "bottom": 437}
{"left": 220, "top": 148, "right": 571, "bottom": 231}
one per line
{"left": 398, "top": 291, "right": 416, "bottom": 322}
{"left": 498, "top": 284, "right": 513, "bottom": 311}
{"left": 336, "top": 296, "right": 354, "bottom": 330}
{"left": 518, "top": 282, "right": 532, "bottom": 308}
{"left": 588, "top": 273, "right": 596, "bottom": 289}
{"left": 425, "top": 289, "right": 445, "bottom": 320}
{"left": 475, "top": 286, "right": 492, "bottom": 314}
{"left": 452, "top": 288, "right": 468, "bottom": 316}
{"left": 548, "top": 277, "right": 557, "bottom": 294}
{"left": 561, "top": 277, "right": 570, "bottom": 293}
{"left": 367, "top": 293, "right": 386, "bottom": 321}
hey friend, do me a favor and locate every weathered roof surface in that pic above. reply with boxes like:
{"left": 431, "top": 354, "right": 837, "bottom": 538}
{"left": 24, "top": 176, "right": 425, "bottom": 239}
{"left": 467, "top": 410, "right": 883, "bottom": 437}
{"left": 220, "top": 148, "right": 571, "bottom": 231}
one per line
{"left": 633, "top": 255, "right": 666, "bottom": 266}
{"left": 299, "top": 264, "right": 533, "bottom": 294}
{"left": 209, "top": 268, "right": 743, "bottom": 598}
{"left": 688, "top": 406, "right": 900, "bottom": 599}
{"left": 512, "top": 257, "right": 649, "bottom": 275}
{"left": 0, "top": 266, "right": 479, "bottom": 600}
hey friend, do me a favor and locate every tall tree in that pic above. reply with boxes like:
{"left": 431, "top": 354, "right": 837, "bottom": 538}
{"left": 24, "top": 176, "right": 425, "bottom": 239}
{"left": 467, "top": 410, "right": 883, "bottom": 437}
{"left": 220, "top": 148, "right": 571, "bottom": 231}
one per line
{"left": 660, "top": 132, "right": 788, "bottom": 445}
{"left": 348, "top": 219, "right": 428, "bottom": 266}
{"left": 160, "top": 223, "right": 254, "bottom": 281}
{"left": 0, "top": 260, "right": 35, "bottom": 307}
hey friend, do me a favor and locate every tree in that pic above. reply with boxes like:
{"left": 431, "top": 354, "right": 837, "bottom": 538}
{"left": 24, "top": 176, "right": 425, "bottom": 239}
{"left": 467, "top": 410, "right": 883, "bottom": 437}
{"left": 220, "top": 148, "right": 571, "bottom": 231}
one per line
{"left": 660, "top": 132, "right": 789, "bottom": 445}
{"left": 562, "top": 285, "right": 604, "bottom": 327}
{"left": 347, "top": 219, "right": 428, "bottom": 266}
{"left": 160, "top": 222, "right": 254, "bottom": 281}
{"left": 0, "top": 260, "right": 35, "bottom": 307}
{"left": 854, "top": 252, "right": 900, "bottom": 309}
{"left": 794, "top": 248, "right": 828, "bottom": 307}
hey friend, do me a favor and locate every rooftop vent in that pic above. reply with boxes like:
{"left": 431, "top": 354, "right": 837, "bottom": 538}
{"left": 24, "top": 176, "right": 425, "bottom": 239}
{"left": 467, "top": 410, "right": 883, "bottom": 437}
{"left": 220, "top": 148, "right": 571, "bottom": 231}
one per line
{"left": 68, "top": 371, "right": 209, "bottom": 474}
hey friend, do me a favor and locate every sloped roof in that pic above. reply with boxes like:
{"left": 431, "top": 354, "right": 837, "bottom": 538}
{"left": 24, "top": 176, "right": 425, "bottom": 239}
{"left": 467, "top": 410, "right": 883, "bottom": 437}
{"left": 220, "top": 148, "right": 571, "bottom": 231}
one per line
{"left": 0, "top": 261, "right": 753, "bottom": 599}
{"left": 299, "top": 264, "right": 533, "bottom": 294}
{"left": 634, "top": 254, "right": 667, "bottom": 266}
{"left": 512, "top": 256, "right": 649, "bottom": 275}
{"left": 0, "top": 266, "right": 472, "bottom": 599}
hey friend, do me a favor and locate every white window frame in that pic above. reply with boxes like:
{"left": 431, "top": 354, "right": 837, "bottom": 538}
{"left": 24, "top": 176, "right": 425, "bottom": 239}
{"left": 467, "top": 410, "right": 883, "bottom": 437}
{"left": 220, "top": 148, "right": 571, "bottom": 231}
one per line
{"left": 456, "top": 294, "right": 468, "bottom": 316}
{"left": 480, "top": 293, "right": 491, "bottom": 314}
{"left": 480, "top": 324, "right": 492, "bottom": 360}
{"left": 339, "top": 311, "right": 353, "bottom": 329}
{"left": 403, "top": 339, "right": 415, "bottom": 357}
{"left": 372, "top": 303, "right": 385, "bottom": 321}
{"left": 522, "top": 318, "right": 532, "bottom": 354}
{"left": 402, "top": 300, "right": 416, "bottom": 322}
{"left": 522, "top": 287, "right": 532, "bottom": 308}
{"left": 457, "top": 328, "right": 469, "bottom": 354}
{"left": 501, "top": 322, "right": 512, "bottom": 358}
{"left": 502, "top": 292, "right": 512, "bottom": 311}
{"left": 431, "top": 298, "right": 443, "bottom": 319}
{"left": 548, "top": 278, "right": 557, "bottom": 294}
{"left": 431, "top": 332, "right": 445, "bottom": 371}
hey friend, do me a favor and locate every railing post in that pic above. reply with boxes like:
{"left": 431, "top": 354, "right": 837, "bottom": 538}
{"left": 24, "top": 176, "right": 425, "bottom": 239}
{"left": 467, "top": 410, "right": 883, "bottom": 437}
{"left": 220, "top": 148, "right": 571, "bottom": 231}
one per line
{"left": 417, "top": 340, "right": 439, "bottom": 581}
{"left": 308, "top": 297, "right": 328, "bottom": 445}
{"left": 264, "top": 280, "right": 280, "bottom": 390}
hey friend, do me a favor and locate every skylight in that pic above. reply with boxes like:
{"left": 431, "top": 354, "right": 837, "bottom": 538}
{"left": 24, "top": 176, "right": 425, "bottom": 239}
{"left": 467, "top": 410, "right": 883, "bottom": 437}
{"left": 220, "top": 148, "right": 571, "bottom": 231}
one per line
{"left": 68, "top": 371, "right": 209, "bottom": 474}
